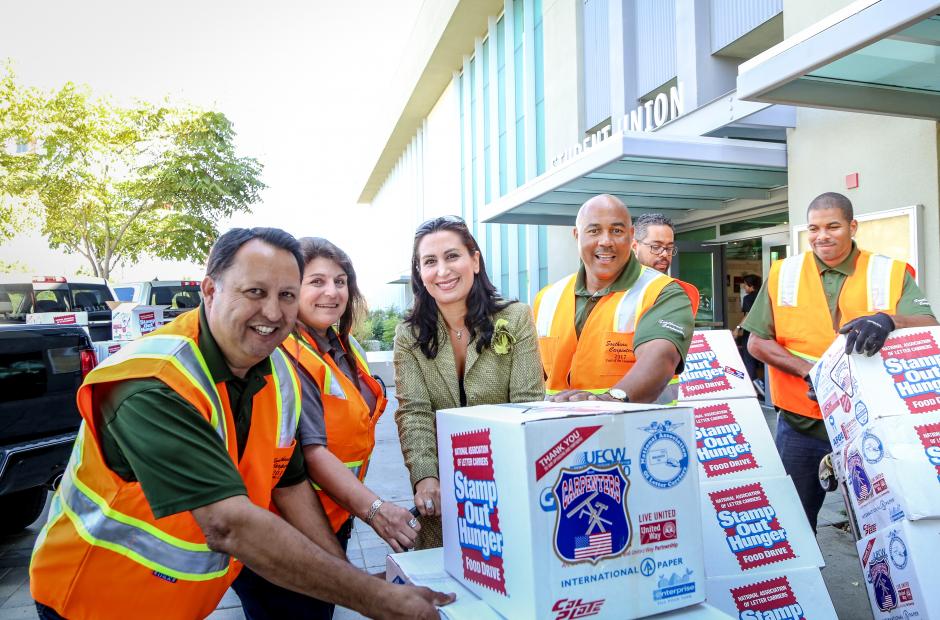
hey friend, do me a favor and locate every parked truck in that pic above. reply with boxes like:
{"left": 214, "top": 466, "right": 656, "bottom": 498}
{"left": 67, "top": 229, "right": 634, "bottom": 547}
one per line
{"left": 0, "top": 320, "right": 95, "bottom": 534}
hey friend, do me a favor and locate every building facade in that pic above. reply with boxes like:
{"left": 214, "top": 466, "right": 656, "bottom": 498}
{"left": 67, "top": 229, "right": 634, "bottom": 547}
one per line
{"left": 361, "top": 0, "right": 940, "bottom": 327}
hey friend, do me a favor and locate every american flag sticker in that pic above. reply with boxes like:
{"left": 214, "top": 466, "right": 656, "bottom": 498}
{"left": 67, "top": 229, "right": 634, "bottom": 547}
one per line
{"left": 574, "top": 532, "right": 613, "bottom": 560}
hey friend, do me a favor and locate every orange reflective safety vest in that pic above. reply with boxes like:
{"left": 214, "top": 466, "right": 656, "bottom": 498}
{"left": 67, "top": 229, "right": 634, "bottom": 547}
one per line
{"left": 281, "top": 329, "right": 387, "bottom": 532}
{"left": 767, "top": 249, "right": 907, "bottom": 419}
{"left": 534, "top": 266, "right": 678, "bottom": 394}
{"left": 30, "top": 310, "right": 301, "bottom": 620}
{"left": 675, "top": 279, "right": 701, "bottom": 317}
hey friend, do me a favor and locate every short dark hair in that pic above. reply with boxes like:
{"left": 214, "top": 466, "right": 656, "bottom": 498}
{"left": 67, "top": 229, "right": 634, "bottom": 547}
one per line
{"left": 205, "top": 228, "right": 303, "bottom": 281}
{"left": 807, "top": 192, "right": 854, "bottom": 221}
{"left": 743, "top": 274, "right": 762, "bottom": 289}
{"left": 633, "top": 213, "right": 674, "bottom": 241}
{"left": 405, "top": 215, "right": 512, "bottom": 359}
{"left": 297, "top": 237, "right": 366, "bottom": 348}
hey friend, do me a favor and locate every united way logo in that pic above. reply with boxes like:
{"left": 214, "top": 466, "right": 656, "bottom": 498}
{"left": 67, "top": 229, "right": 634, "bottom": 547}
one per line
{"left": 552, "top": 464, "right": 630, "bottom": 565}
{"left": 868, "top": 550, "right": 899, "bottom": 612}
{"left": 639, "top": 420, "right": 689, "bottom": 489}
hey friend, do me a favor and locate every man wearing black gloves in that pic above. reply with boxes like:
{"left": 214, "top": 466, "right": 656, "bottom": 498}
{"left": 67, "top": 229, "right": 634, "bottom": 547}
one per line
{"left": 743, "top": 192, "right": 936, "bottom": 532}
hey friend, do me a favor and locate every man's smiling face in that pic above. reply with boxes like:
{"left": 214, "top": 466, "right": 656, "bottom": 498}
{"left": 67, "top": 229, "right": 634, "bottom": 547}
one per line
{"left": 574, "top": 196, "right": 633, "bottom": 292}
{"left": 202, "top": 238, "right": 300, "bottom": 376}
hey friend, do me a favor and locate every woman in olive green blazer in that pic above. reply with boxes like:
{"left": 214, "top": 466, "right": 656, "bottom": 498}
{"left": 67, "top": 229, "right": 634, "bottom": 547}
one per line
{"left": 394, "top": 216, "right": 545, "bottom": 549}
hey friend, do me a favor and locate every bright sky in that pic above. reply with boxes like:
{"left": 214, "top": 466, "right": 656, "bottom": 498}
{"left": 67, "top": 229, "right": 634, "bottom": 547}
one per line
{"left": 0, "top": 0, "right": 423, "bottom": 307}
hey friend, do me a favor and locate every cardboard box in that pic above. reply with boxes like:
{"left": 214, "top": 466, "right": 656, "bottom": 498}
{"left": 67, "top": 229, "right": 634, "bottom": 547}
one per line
{"left": 92, "top": 340, "right": 126, "bottom": 363}
{"left": 111, "top": 303, "right": 165, "bottom": 340}
{"left": 388, "top": 548, "right": 730, "bottom": 620}
{"left": 698, "top": 476, "right": 823, "bottom": 578}
{"left": 705, "top": 568, "right": 837, "bottom": 619}
{"left": 841, "top": 412, "right": 940, "bottom": 537}
{"left": 437, "top": 401, "right": 705, "bottom": 620}
{"left": 678, "top": 331, "right": 755, "bottom": 402}
{"left": 26, "top": 311, "right": 88, "bottom": 326}
{"left": 688, "top": 399, "right": 785, "bottom": 482}
{"left": 857, "top": 520, "right": 940, "bottom": 619}
{"left": 811, "top": 328, "right": 940, "bottom": 451}
{"left": 386, "top": 548, "right": 502, "bottom": 620}
{"left": 651, "top": 604, "right": 733, "bottom": 619}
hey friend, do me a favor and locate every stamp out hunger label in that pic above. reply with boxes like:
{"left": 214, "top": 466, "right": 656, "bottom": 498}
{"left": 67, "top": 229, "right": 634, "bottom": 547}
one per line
{"left": 680, "top": 334, "right": 732, "bottom": 397}
{"left": 709, "top": 482, "right": 795, "bottom": 570}
{"left": 452, "top": 429, "right": 507, "bottom": 594}
{"left": 916, "top": 421, "right": 940, "bottom": 483}
{"left": 694, "top": 404, "right": 758, "bottom": 478}
{"left": 731, "top": 576, "right": 805, "bottom": 620}
{"left": 880, "top": 332, "right": 940, "bottom": 414}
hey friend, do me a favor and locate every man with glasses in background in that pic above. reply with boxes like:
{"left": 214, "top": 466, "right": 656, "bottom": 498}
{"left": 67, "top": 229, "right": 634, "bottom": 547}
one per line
{"left": 632, "top": 213, "right": 677, "bottom": 275}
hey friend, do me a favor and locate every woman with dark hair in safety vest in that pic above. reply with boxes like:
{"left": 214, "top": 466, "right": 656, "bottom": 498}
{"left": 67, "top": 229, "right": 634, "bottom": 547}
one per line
{"left": 231, "top": 237, "right": 419, "bottom": 620}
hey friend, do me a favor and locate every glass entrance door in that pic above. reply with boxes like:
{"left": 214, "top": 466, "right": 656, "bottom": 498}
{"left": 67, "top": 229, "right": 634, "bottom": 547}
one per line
{"left": 673, "top": 242, "right": 726, "bottom": 329}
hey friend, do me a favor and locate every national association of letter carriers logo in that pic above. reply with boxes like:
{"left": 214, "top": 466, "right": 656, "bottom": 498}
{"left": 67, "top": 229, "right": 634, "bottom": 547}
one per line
{"left": 552, "top": 464, "right": 630, "bottom": 565}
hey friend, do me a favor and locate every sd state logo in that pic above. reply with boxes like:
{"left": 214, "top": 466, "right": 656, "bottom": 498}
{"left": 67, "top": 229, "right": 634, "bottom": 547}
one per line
{"left": 552, "top": 464, "right": 630, "bottom": 565}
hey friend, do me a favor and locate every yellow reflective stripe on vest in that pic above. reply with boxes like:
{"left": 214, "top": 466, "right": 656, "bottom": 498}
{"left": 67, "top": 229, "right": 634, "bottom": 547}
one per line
{"left": 310, "top": 459, "right": 366, "bottom": 490}
{"left": 784, "top": 347, "right": 820, "bottom": 363}
{"left": 270, "top": 348, "right": 301, "bottom": 448}
{"left": 58, "top": 469, "right": 230, "bottom": 581}
{"left": 867, "top": 254, "right": 894, "bottom": 312}
{"left": 348, "top": 336, "right": 371, "bottom": 375}
{"left": 776, "top": 253, "right": 806, "bottom": 308}
{"left": 612, "top": 266, "right": 664, "bottom": 333}
{"left": 298, "top": 335, "right": 347, "bottom": 399}
{"left": 97, "top": 335, "right": 227, "bottom": 446}
{"left": 656, "top": 376, "right": 680, "bottom": 406}
{"left": 536, "top": 274, "right": 575, "bottom": 337}
{"left": 544, "top": 388, "right": 608, "bottom": 395}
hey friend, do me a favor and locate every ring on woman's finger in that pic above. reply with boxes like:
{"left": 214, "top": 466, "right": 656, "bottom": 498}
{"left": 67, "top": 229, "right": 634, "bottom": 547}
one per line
{"left": 424, "top": 499, "right": 435, "bottom": 511}
{"left": 408, "top": 517, "right": 419, "bottom": 528}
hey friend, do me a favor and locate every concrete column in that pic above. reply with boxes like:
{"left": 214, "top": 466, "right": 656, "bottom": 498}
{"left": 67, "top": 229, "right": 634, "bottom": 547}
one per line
{"left": 675, "top": 0, "right": 737, "bottom": 109}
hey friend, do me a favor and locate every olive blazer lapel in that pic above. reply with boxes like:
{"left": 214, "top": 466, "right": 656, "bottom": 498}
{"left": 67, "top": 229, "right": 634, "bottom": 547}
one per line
{"left": 433, "top": 321, "right": 462, "bottom": 405}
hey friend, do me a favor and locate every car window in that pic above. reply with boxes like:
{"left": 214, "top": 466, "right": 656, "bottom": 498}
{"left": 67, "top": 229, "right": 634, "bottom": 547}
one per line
{"left": 151, "top": 285, "right": 201, "bottom": 309}
{"left": 114, "top": 286, "right": 135, "bottom": 302}
{"left": 32, "top": 288, "right": 70, "bottom": 313}
{"left": 69, "top": 285, "right": 113, "bottom": 312}
{"left": 0, "top": 284, "right": 33, "bottom": 322}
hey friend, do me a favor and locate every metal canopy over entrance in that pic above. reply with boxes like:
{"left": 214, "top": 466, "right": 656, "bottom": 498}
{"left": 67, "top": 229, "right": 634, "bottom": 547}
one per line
{"left": 737, "top": 0, "right": 940, "bottom": 120}
{"left": 479, "top": 132, "right": 787, "bottom": 225}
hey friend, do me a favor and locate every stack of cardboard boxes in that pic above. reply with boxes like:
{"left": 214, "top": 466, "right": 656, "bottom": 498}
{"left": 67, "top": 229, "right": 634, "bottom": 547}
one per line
{"left": 90, "top": 302, "right": 167, "bottom": 362}
{"left": 678, "top": 331, "right": 837, "bottom": 619}
{"left": 812, "top": 327, "right": 940, "bottom": 618}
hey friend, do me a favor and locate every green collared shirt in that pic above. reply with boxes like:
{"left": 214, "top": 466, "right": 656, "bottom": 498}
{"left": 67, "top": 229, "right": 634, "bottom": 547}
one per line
{"left": 97, "top": 306, "right": 306, "bottom": 518}
{"left": 574, "top": 256, "right": 695, "bottom": 373}
{"left": 742, "top": 244, "right": 935, "bottom": 439}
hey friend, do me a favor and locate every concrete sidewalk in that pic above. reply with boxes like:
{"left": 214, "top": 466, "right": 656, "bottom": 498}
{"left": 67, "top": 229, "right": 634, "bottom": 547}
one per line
{"left": 0, "top": 394, "right": 873, "bottom": 618}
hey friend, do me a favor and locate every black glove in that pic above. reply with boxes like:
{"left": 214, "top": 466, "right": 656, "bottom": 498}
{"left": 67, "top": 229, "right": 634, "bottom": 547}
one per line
{"left": 804, "top": 374, "right": 817, "bottom": 402}
{"left": 839, "top": 312, "right": 895, "bottom": 356}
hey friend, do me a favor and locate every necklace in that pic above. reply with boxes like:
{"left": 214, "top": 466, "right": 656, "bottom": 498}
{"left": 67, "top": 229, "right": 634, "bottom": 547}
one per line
{"left": 452, "top": 327, "right": 464, "bottom": 341}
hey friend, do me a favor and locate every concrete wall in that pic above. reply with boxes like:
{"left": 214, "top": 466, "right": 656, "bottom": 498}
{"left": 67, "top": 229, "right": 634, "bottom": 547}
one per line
{"left": 783, "top": 0, "right": 940, "bottom": 306}
{"left": 786, "top": 110, "right": 940, "bottom": 304}
{"left": 542, "top": 0, "right": 583, "bottom": 283}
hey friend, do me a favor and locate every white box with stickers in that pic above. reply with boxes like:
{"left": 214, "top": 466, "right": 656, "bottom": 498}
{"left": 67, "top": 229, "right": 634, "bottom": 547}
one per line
{"left": 109, "top": 303, "right": 165, "bottom": 340}
{"left": 856, "top": 520, "right": 940, "bottom": 619}
{"left": 687, "top": 398, "right": 785, "bottom": 483}
{"left": 436, "top": 401, "right": 705, "bottom": 620}
{"left": 810, "top": 327, "right": 940, "bottom": 451}
{"left": 698, "top": 475, "right": 824, "bottom": 579}
{"left": 677, "top": 331, "right": 755, "bottom": 402}
{"left": 704, "top": 568, "right": 837, "bottom": 619}
{"left": 840, "top": 412, "right": 940, "bottom": 536}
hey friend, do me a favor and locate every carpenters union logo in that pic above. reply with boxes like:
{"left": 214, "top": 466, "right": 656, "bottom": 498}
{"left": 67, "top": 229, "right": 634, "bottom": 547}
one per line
{"left": 639, "top": 420, "right": 689, "bottom": 489}
{"left": 552, "top": 464, "right": 630, "bottom": 565}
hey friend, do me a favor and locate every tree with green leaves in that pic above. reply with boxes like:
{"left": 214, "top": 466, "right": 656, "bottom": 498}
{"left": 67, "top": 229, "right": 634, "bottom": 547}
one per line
{"left": 0, "top": 66, "right": 40, "bottom": 241}
{"left": 0, "top": 67, "right": 265, "bottom": 279}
